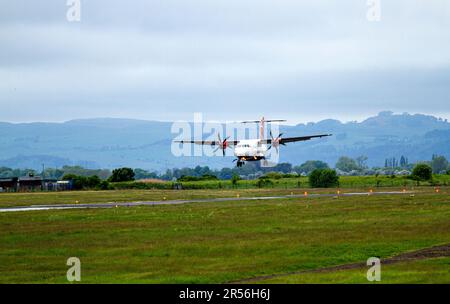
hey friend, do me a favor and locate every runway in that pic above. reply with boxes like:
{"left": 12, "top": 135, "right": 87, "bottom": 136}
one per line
{"left": 0, "top": 191, "right": 412, "bottom": 213}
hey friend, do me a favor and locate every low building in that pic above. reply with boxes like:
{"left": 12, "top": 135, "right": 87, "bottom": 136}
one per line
{"left": 18, "top": 175, "right": 43, "bottom": 192}
{"left": 0, "top": 174, "right": 72, "bottom": 192}
{"left": 0, "top": 177, "right": 18, "bottom": 192}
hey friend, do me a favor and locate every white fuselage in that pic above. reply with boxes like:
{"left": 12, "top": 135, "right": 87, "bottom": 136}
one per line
{"left": 233, "top": 139, "right": 269, "bottom": 161}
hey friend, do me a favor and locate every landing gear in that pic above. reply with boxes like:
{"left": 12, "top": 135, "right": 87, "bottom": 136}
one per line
{"left": 233, "top": 158, "right": 245, "bottom": 167}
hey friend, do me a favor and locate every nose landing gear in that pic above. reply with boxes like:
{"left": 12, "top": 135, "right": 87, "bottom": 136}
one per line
{"left": 233, "top": 158, "right": 245, "bottom": 167}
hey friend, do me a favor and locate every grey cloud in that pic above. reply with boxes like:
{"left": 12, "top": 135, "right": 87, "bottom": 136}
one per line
{"left": 0, "top": 0, "right": 449, "bottom": 123}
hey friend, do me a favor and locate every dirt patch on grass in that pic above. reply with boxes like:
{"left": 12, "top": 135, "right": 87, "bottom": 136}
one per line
{"left": 231, "top": 243, "right": 450, "bottom": 283}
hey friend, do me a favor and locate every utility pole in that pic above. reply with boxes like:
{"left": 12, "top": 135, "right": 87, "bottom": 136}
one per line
{"left": 42, "top": 163, "right": 45, "bottom": 191}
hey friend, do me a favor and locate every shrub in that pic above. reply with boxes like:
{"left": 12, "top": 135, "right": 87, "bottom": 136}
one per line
{"left": 282, "top": 173, "right": 298, "bottom": 178}
{"left": 108, "top": 167, "right": 135, "bottom": 182}
{"left": 178, "top": 174, "right": 218, "bottom": 182}
{"left": 263, "top": 172, "right": 283, "bottom": 179}
{"left": 62, "top": 173, "right": 78, "bottom": 181}
{"left": 111, "top": 181, "right": 173, "bottom": 190}
{"left": 62, "top": 174, "right": 102, "bottom": 190}
{"left": 309, "top": 169, "right": 339, "bottom": 188}
{"left": 256, "top": 178, "right": 274, "bottom": 188}
{"left": 231, "top": 174, "right": 240, "bottom": 187}
{"left": 97, "top": 181, "right": 112, "bottom": 190}
{"left": 62, "top": 174, "right": 87, "bottom": 190}
{"left": 201, "top": 174, "right": 218, "bottom": 180}
{"left": 411, "top": 163, "right": 432, "bottom": 181}
{"left": 178, "top": 175, "right": 201, "bottom": 182}
{"left": 86, "top": 175, "right": 101, "bottom": 188}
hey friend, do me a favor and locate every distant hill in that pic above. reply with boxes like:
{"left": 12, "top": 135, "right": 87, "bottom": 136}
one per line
{"left": 0, "top": 112, "right": 449, "bottom": 171}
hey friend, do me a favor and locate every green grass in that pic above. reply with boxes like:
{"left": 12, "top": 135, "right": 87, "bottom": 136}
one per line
{"left": 1, "top": 177, "right": 448, "bottom": 208}
{"left": 0, "top": 190, "right": 449, "bottom": 283}
{"left": 254, "top": 257, "right": 450, "bottom": 284}
{"left": 0, "top": 188, "right": 365, "bottom": 208}
{"left": 122, "top": 174, "right": 450, "bottom": 190}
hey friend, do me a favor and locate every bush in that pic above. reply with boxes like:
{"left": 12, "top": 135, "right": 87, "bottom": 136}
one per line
{"left": 411, "top": 163, "right": 432, "bottom": 181}
{"left": 178, "top": 175, "right": 201, "bottom": 182}
{"left": 282, "top": 173, "right": 298, "bottom": 178}
{"left": 62, "top": 174, "right": 102, "bottom": 190}
{"left": 62, "top": 174, "right": 86, "bottom": 190}
{"left": 109, "top": 167, "right": 135, "bottom": 182}
{"left": 178, "top": 174, "right": 218, "bottom": 182}
{"left": 86, "top": 175, "right": 101, "bottom": 188}
{"left": 309, "top": 169, "right": 339, "bottom": 188}
{"left": 62, "top": 173, "right": 78, "bottom": 181}
{"left": 112, "top": 181, "right": 173, "bottom": 190}
{"left": 231, "top": 174, "right": 240, "bottom": 187}
{"left": 263, "top": 172, "right": 284, "bottom": 179}
{"left": 256, "top": 177, "right": 274, "bottom": 188}
{"left": 97, "top": 180, "right": 112, "bottom": 190}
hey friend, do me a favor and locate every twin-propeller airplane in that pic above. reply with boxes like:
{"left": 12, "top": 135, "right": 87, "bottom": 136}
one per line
{"left": 175, "top": 117, "right": 331, "bottom": 167}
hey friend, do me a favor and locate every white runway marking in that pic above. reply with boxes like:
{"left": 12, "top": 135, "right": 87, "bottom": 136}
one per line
{"left": 0, "top": 191, "right": 413, "bottom": 213}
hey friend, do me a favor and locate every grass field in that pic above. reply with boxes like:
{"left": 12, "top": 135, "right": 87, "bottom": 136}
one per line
{"left": 0, "top": 187, "right": 449, "bottom": 283}
{"left": 1, "top": 174, "right": 449, "bottom": 209}
{"left": 116, "top": 174, "right": 450, "bottom": 190}
{"left": 0, "top": 187, "right": 380, "bottom": 208}
{"left": 254, "top": 257, "right": 450, "bottom": 284}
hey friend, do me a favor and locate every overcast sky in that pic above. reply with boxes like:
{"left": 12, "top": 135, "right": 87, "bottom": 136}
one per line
{"left": 0, "top": 0, "right": 449, "bottom": 124}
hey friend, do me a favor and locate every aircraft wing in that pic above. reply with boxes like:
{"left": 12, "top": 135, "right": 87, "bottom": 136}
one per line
{"left": 174, "top": 140, "right": 239, "bottom": 146}
{"left": 261, "top": 134, "right": 332, "bottom": 145}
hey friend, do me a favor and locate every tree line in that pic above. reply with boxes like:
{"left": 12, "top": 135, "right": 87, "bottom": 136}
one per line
{"left": 1, "top": 154, "right": 448, "bottom": 186}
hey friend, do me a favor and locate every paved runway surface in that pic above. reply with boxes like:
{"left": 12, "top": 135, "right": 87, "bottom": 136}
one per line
{"left": 0, "top": 191, "right": 412, "bottom": 213}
